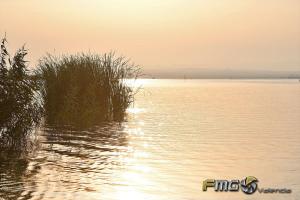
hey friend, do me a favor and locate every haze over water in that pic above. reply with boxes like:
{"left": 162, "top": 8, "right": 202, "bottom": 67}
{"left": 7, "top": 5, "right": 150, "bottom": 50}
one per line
{"left": 1, "top": 0, "right": 299, "bottom": 75}
{"left": 1, "top": 79, "right": 299, "bottom": 200}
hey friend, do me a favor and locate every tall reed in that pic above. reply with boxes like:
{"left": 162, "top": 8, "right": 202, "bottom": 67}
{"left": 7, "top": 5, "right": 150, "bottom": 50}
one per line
{"left": 0, "top": 37, "right": 42, "bottom": 150}
{"left": 37, "top": 52, "right": 140, "bottom": 127}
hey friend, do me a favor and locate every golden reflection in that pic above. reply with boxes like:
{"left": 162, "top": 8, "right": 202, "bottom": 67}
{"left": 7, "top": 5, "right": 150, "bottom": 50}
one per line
{"left": 115, "top": 187, "right": 150, "bottom": 200}
{"left": 126, "top": 107, "right": 145, "bottom": 114}
{"left": 113, "top": 122, "right": 154, "bottom": 200}
{"left": 113, "top": 164, "right": 154, "bottom": 200}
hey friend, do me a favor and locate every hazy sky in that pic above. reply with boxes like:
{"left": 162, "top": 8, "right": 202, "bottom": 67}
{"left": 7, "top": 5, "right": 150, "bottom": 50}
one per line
{"left": 1, "top": 0, "right": 299, "bottom": 73}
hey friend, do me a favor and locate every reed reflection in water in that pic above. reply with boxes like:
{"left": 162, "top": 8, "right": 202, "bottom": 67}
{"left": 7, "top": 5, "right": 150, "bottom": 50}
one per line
{"left": 0, "top": 123, "right": 132, "bottom": 200}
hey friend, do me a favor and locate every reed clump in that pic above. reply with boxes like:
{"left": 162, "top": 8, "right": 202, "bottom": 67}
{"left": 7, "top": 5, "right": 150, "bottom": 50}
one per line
{"left": 0, "top": 37, "right": 43, "bottom": 149}
{"left": 37, "top": 53, "right": 140, "bottom": 127}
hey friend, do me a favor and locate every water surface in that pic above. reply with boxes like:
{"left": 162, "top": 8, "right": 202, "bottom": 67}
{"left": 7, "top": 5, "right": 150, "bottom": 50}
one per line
{"left": 1, "top": 79, "right": 300, "bottom": 200}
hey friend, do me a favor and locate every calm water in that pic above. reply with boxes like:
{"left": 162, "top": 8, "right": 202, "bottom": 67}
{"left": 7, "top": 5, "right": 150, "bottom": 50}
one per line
{"left": 1, "top": 79, "right": 300, "bottom": 200}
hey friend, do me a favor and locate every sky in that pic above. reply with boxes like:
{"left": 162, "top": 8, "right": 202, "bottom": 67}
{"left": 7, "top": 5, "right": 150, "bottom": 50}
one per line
{"left": 0, "top": 0, "right": 300, "bottom": 77}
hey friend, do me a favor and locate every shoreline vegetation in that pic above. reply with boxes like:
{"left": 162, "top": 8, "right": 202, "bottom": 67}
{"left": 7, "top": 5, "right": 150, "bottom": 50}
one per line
{"left": 37, "top": 53, "right": 140, "bottom": 127}
{"left": 0, "top": 38, "right": 42, "bottom": 150}
{"left": 0, "top": 37, "right": 140, "bottom": 150}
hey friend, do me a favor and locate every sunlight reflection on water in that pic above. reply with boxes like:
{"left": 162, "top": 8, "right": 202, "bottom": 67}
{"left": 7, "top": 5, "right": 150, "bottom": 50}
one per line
{"left": 1, "top": 79, "right": 300, "bottom": 200}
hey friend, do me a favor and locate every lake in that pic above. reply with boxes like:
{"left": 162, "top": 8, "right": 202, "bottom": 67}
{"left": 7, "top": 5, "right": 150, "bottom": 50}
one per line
{"left": 1, "top": 79, "right": 300, "bottom": 200}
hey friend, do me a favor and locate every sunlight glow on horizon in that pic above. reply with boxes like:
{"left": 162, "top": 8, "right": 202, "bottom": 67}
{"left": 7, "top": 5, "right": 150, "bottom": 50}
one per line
{"left": 0, "top": 0, "right": 299, "bottom": 72}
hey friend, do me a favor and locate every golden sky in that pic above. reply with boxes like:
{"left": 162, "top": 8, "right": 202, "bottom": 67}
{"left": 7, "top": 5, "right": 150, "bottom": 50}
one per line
{"left": 0, "top": 0, "right": 299, "bottom": 73}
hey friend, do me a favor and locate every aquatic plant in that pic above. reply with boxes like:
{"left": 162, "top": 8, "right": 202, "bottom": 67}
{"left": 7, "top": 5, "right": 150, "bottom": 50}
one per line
{"left": 37, "top": 53, "right": 140, "bottom": 127}
{"left": 0, "top": 37, "right": 43, "bottom": 149}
